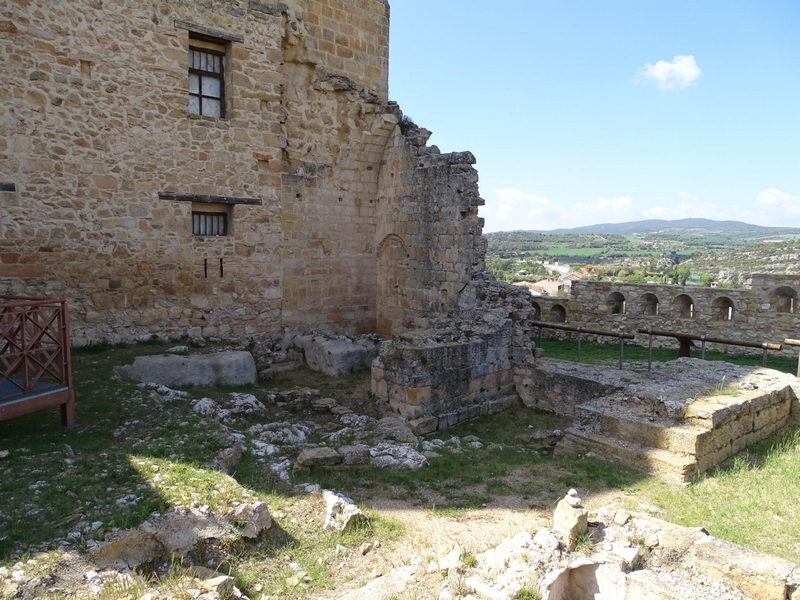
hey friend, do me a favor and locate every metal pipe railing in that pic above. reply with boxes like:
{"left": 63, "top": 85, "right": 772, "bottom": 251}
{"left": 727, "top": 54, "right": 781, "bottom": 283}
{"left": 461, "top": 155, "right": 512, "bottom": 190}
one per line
{"left": 533, "top": 321, "right": 634, "bottom": 369}
{"left": 784, "top": 339, "right": 800, "bottom": 377}
{"left": 638, "top": 327, "right": 782, "bottom": 370}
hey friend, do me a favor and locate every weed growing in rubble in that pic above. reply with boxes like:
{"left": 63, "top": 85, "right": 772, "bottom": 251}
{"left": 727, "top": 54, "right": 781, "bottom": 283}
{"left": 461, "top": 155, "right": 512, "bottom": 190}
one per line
{"left": 516, "top": 584, "right": 543, "bottom": 600}
{"left": 709, "top": 376, "right": 739, "bottom": 396}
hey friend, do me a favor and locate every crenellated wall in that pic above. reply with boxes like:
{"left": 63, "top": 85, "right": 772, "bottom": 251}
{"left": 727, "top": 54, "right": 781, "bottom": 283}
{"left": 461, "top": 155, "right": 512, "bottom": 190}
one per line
{"left": 529, "top": 276, "right": 800, "bottom": 355}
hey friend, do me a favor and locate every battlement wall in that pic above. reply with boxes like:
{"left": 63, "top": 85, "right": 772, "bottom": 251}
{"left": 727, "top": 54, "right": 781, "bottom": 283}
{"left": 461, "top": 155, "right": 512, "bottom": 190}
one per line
{"left": 529, "top": 277, "right": 800, "bottom": 355}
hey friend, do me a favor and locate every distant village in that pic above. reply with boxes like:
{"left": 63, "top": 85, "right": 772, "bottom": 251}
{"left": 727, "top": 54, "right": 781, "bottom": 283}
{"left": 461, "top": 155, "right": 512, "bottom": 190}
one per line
{"left": 509, "top": 261, "right": 590, "bottom": 297}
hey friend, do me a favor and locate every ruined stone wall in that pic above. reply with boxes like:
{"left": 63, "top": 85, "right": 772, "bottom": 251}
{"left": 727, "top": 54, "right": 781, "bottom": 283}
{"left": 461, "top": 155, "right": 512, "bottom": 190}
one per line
{"left": 0, "top": 0, "right": 392, "bottom": 344}
{"left": 374, "top": 125, "right": 487, "bottom": 335}
{"left": 529, "top": 276, "right": 800, "bottom": 356}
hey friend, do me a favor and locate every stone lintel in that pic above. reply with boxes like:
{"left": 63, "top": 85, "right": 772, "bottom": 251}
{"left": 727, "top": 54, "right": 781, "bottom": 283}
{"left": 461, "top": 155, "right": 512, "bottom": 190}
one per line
{"left": 158, "top": 192, "right": 262, "bottom": 206}
{"left": 173, "top": 20, "right": 244, "bottom": 44}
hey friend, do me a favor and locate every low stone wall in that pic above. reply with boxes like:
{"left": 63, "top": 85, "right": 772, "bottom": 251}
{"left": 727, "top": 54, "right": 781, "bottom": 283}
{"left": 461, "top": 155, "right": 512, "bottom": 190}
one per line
{"left": 371, "top": 318, "right": 518, "bottom": 434}
{"left": 515, "top": 359, "right": 628, "bottom": 417}
{"left": 521, "top": 358, "right": 800, "bottom": 482}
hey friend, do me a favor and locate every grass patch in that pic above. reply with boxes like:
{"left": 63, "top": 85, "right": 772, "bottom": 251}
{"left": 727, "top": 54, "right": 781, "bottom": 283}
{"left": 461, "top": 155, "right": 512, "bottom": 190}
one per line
{"left": 538, "top": 338, "right": 797, "bottom": 375}
{"left": 636, "top": 428, "right": 800, "bottom": 563}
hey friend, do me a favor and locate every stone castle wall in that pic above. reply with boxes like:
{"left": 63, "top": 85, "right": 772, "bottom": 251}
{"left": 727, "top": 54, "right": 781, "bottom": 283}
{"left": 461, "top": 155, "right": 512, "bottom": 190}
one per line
{"left": 530, "top": 276, "right": 800, "bottom": 356}
{"left": 1, "top": 0, "right": 470, "bottom": 346}
{"left": 375, "top": 125, "right": 487, "bottom": 335}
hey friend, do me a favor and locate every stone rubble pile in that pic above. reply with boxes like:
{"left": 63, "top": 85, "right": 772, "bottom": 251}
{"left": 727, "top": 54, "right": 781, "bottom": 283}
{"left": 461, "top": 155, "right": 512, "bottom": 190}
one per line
{"left": 325, "top": 490, "right": 800, "bottom": 600}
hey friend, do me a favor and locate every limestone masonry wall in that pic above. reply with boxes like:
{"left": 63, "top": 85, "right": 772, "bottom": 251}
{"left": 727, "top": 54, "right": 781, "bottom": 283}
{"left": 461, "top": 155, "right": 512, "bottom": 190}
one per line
{"left": 1, "top": 0, "right": 470, "bottom": 346}
{"left": 530, "top": 276, "right": 800, "bottom": 356}
{"left": 375, "top": 125, "right": 487, "bottom": 336}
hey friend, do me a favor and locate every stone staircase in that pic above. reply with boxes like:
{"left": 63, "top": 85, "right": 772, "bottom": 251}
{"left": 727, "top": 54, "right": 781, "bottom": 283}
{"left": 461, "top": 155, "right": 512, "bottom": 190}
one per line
{"left": 554, "top": 396, "right": 705, "bottom": 484}
{"left": 552, "top": 361, "right": 799, "bottom": 484}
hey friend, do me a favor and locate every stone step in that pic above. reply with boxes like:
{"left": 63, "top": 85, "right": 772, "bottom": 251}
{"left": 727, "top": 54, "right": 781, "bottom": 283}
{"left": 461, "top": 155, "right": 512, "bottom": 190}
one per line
{"left": 574, "top": 402, "right": 710, "bottom": 456}
{"left": 554, "top": 428, "right": 698, "bottom": 484}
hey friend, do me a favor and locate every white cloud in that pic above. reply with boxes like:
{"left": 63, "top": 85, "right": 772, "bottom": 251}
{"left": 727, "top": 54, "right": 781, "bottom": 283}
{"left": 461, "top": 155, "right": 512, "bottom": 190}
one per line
{"left": 636, "top": 55, "right": 701, "bottom": 90}
{"left": 481, "top": 187, "right": 800, "bottom": 232}
{"left": 752, "top": 188, "right": 800, "bottom": 225}
{"left": 483, "top": 189, "right": 638, "bottom": 232}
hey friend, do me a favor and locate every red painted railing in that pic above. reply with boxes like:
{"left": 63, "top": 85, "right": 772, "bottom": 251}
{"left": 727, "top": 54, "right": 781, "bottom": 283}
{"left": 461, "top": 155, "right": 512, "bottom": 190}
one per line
{"left": 0, "top": 296, "right": 75, "bottom": 427}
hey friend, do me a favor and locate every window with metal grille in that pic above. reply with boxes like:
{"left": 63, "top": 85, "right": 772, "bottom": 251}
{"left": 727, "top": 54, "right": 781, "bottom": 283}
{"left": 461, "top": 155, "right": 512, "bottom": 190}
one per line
{"left": 192, "top": 211, "right": 227, "bottom": 236}
{"left": 189, "top": 47, "right": 224, "bottom": 118}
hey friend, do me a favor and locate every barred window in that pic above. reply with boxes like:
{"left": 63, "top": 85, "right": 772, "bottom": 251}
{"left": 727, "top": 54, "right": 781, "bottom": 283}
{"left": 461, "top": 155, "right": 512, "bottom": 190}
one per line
{"left": 193, "top": 211, "right": 227, "bottom": 236}
{"left": 189, "top": 47, "right": 224, "bottom": 118}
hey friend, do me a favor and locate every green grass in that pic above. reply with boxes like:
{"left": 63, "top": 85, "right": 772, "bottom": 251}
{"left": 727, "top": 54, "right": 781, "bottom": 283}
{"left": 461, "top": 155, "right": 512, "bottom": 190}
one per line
{"left": 537, "top": 338, "right": 797, "bottom": 375}
{"left": 309, "top": 408, "right": 642, "bottom": 510}
{"left": 637, "top": 428, "right": 800, "bottom": 563}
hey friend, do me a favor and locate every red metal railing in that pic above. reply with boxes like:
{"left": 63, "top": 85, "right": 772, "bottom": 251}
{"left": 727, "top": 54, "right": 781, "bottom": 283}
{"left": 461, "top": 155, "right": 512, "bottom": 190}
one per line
{"left": 0, "top": 296, "right": 75, "bottom": 426}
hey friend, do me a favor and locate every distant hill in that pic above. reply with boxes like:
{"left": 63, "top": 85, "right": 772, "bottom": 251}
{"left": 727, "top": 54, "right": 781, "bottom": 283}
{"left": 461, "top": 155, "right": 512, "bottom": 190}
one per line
{"left": 516, "top": 218, "right": 800, "bottom": 236}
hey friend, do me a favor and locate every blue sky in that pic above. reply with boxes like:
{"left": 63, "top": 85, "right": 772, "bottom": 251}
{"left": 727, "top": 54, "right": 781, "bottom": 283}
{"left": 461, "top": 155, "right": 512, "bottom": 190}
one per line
{"left": 387, "top": 1, "right": 800, "bottom": 232}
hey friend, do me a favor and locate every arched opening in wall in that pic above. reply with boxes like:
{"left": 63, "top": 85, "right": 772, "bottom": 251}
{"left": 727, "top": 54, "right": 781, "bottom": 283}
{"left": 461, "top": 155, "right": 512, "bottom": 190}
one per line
{"left": 639, "top": 293, "right": 659, "bottom": 316}
{"left": 712, "top": 297, "right": 735, "bottom": 322}
{"left": 376, "top": 234, "right": 410, "bottom": 336}
{"left": 673, "top": 294, "right": 695, "bottom": 318}
{"left": 550, "top": 304, "right": 567, "bottom": 323}
{"left": 606, "top": 292, "right": 626, "bottom": 315}
{"left": 532, "top": 301, "right": 542, "bottom": 321}
{"left": 772, "top": 286, "right": 798, "bottom": 314}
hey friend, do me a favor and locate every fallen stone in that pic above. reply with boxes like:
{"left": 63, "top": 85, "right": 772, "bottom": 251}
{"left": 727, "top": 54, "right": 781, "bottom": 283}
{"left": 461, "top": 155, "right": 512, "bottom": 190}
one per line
{"left": 139, "top": 508, "right": 236, "bottom": 558}
{"left": 409, "top": 416, "right": 438, "bottom": 435}
{"left": 90, "top": 531, "right": 166, "bottom": 570}
{"left": 339, "top": 444, "right": 372, "bottom": 465}
{"left": 608, "top": 542, "right": 641, "bottom": 571}
{"left": 323, "top": 490, "right": 365, "bottom": 532}
{"left": 369, "top": 442, "right": 427, "bottom": 469}
{"left": 201, "top": 575, "right": 235, "bottom": 594}
{"left": 295, "top": 334, "right": 379, "bottom": 376}
{"left": 232, "top": 501, "right": 272, "bottom": 538}
{"left": 553, "top": 497, "right": 588, "bottom": 551}
{"left": 297, "top": 447, "right": 342, "bottom": 467}
{"left": 613, "top": 509, "right": 631, "bottom": 526}
{"left": 91, "top": 507, "right": 237, "bottom": 569}
{"left": 375, "top": 417, "right": 418, "bottom": 444}
{"left": 114, "top": 351, "right": 256, "bottom": 387}
{"left": 166, "top": 345, "right": 189, "bottom": 354}
{"left": 312, "top": 397, "right": 338, "bottom": 411}
{"left": 435, "top": 543, "right": 463, "bottom": 572}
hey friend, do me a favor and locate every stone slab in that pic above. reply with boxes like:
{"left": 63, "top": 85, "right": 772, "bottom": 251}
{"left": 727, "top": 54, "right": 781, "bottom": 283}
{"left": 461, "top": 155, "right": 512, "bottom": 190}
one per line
{"left": 114, "top": 351, "right": 257, "bottom": 387}
{"left": 296, "top": 335, "right": 379, "bottom": 377}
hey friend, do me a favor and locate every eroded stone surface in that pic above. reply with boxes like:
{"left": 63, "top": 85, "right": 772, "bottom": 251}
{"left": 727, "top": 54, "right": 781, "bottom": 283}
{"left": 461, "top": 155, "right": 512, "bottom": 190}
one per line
{"left": 115, "top": 352, "right": 257, "bottom": 387}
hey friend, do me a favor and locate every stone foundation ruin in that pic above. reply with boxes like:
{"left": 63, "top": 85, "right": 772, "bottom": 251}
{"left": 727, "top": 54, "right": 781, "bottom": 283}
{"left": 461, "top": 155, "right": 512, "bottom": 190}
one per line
{"left": 3, "top": 0, "right": 799, "bottom": 482}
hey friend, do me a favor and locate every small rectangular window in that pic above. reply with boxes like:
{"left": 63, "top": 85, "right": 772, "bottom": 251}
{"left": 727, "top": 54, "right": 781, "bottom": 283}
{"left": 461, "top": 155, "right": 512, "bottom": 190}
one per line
{"left": 193, "top": 211, "right": 227, "bottom": 236}
{"left": 189, "top": 46, "right": 225, "bottom": 118}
